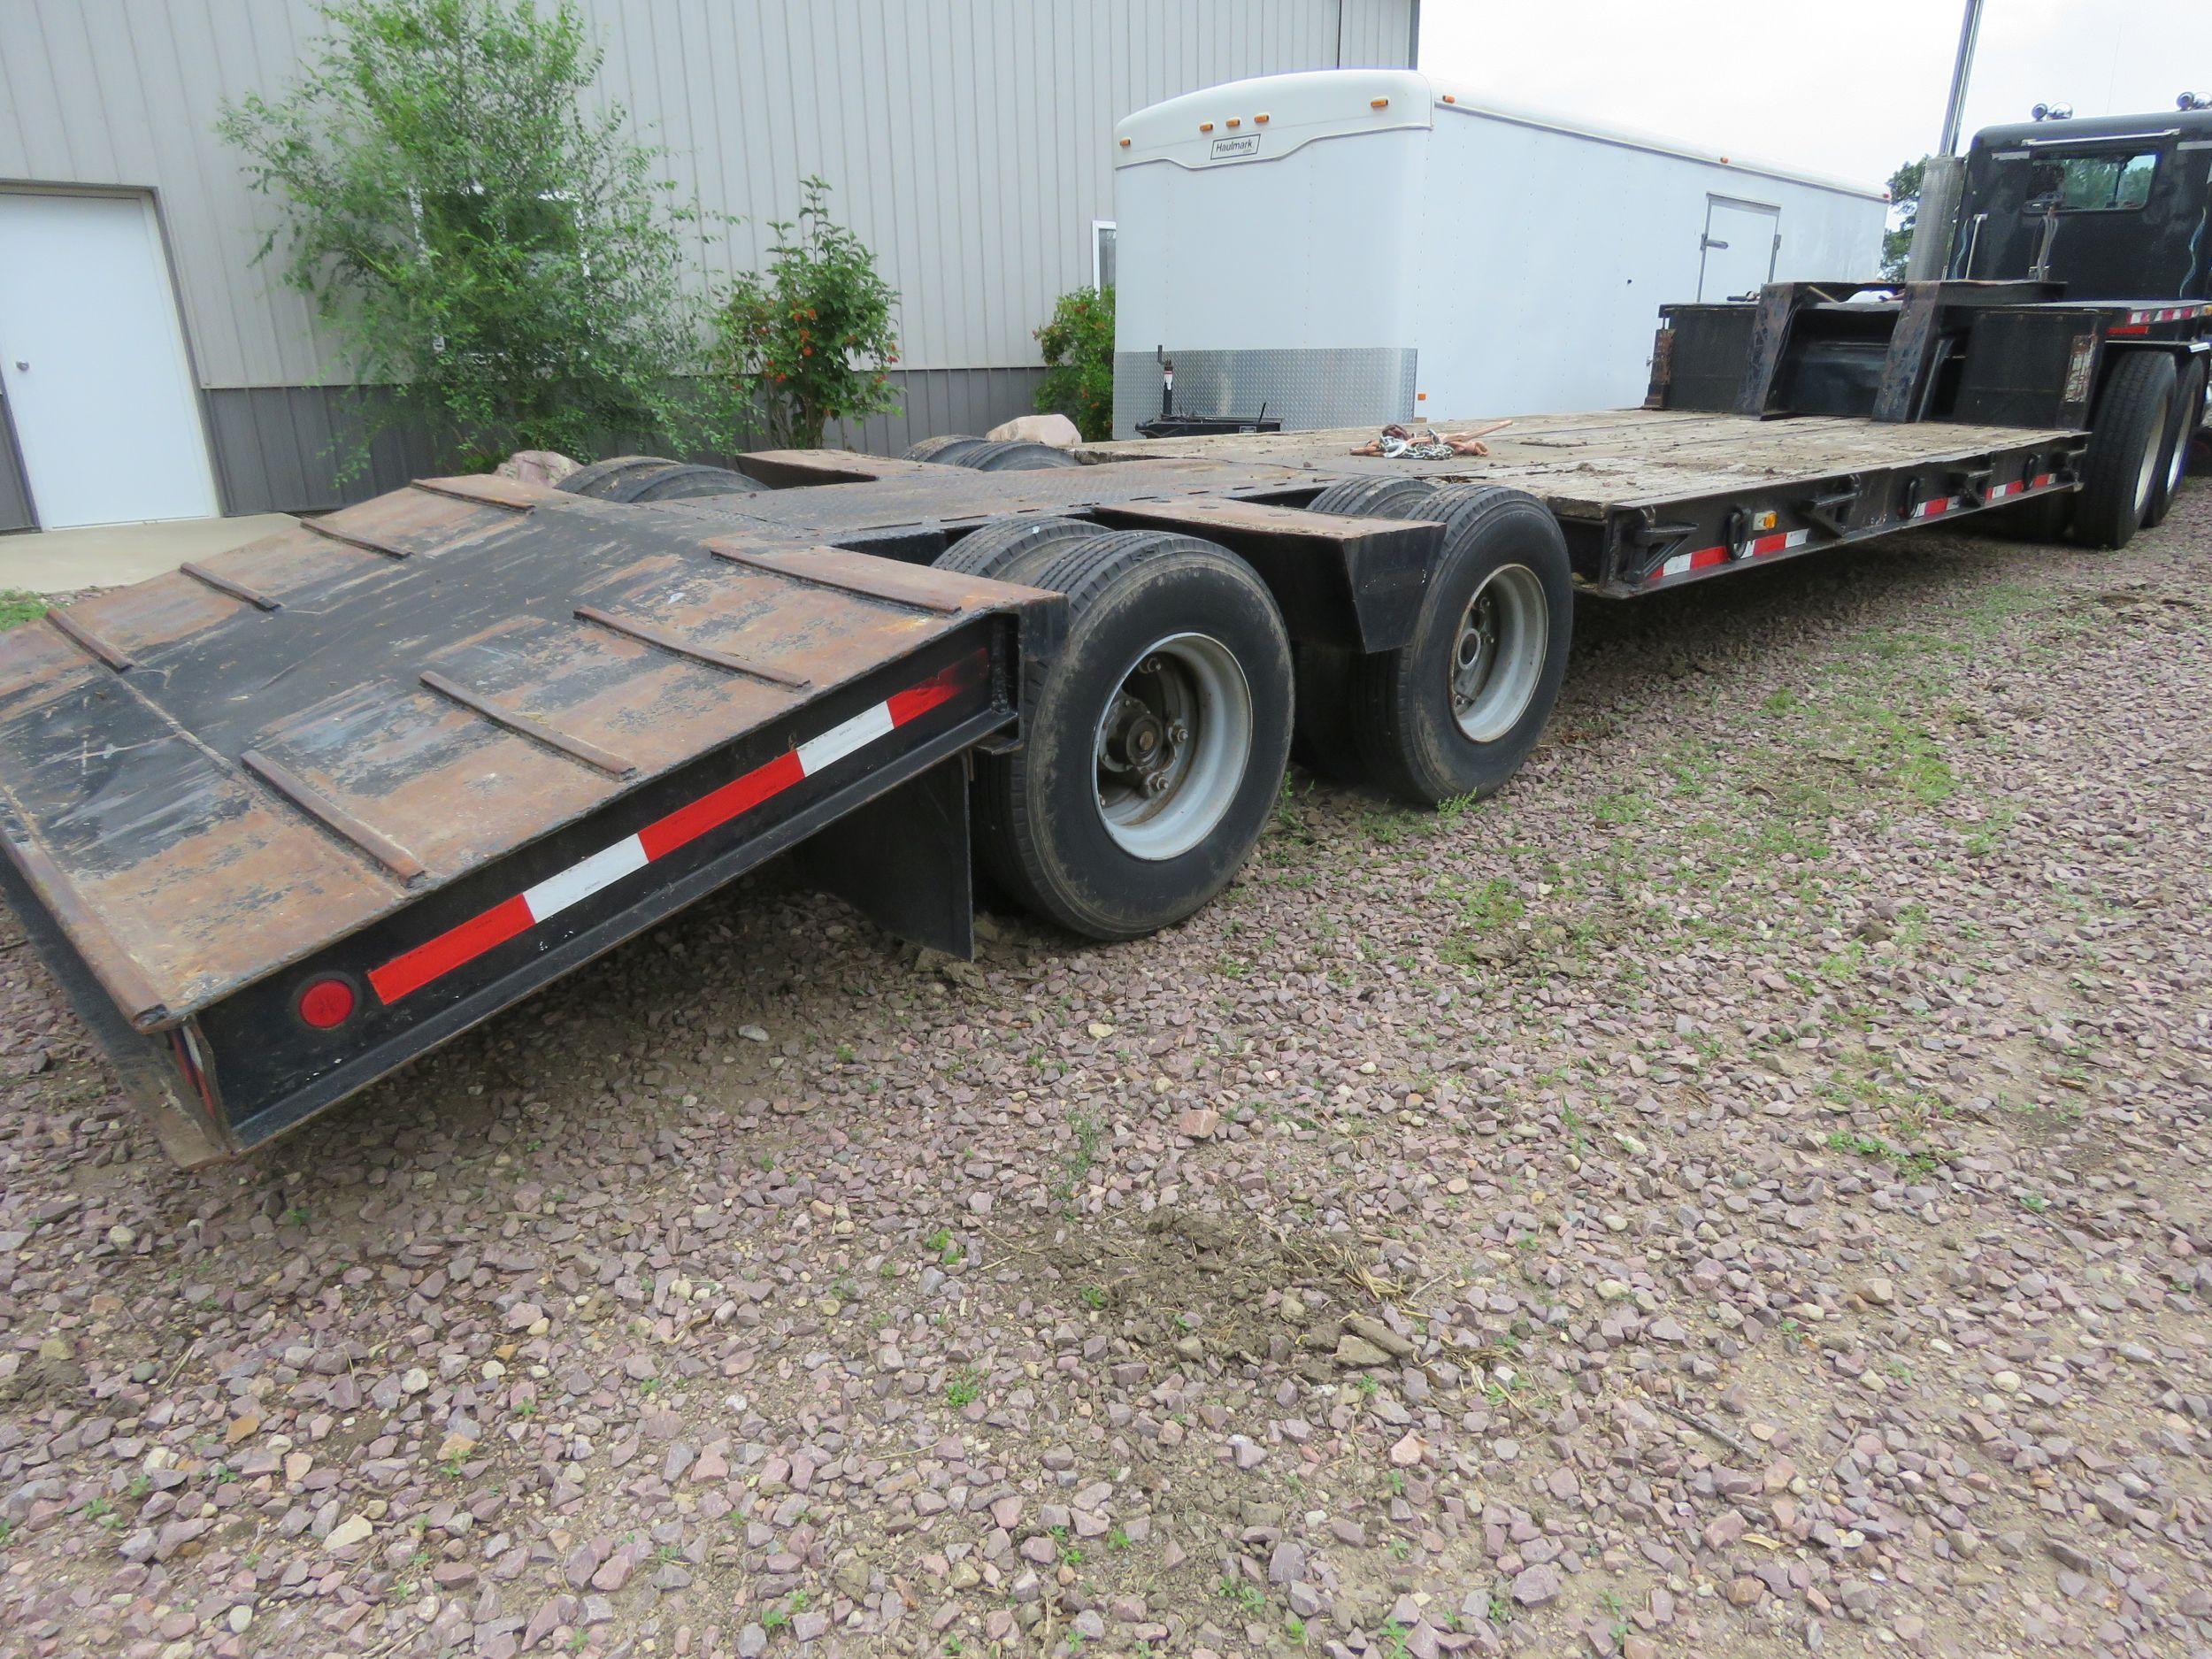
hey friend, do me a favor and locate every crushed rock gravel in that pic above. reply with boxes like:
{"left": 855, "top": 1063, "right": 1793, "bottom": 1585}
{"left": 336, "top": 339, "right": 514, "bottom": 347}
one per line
{"left": 2, "top": 487, "right": 2210, "bottom": 1659}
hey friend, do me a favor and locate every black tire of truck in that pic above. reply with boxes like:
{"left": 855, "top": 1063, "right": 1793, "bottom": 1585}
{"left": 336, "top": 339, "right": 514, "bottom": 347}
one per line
{"left": 2073, "top": 351, "right": 2178, "bottom": 549}
{"left": 970, "top": 531, "right": 1294, "bottom": 940}
{"left": 2144, "top": 355, "right": 2208, "bottom": 528}
{"left": 1287, "top": 475, "right": 1443, "bottom": 786}
{"left": 1348, "top": 485, "right": 1575, "bottom": 806}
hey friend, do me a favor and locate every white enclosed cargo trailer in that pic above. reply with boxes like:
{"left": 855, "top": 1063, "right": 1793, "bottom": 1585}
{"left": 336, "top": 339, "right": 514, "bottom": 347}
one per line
{"left": 1110, "top": 69, "right": 1887, "bottom": 437}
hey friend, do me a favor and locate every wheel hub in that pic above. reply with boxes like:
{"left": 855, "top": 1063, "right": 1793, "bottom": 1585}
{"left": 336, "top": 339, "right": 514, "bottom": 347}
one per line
{"left": 1445, "top": 565, "right": 1549, "bottom": 744}
{"left": 1092, "top": 634, "right": 1254, "bottom": 861}
{"left": 1453, "top": 593, "right": 1501, "bottom": 710}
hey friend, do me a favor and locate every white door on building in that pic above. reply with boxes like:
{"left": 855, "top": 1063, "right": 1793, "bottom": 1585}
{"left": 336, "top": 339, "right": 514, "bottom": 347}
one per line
{"left": 1697, "top": 195, "right": 1782, "bottom": 303}
{"left": 0, "top": 191, "right": 219, "bottom": 528}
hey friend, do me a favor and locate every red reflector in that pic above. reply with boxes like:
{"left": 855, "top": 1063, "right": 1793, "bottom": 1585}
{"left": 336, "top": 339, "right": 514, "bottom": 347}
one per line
{"left": 2108, "top": 324, "right": 2149, "bottom": 336}
{"left": 297, "top": 976, "right": 357, "bottom": 1030}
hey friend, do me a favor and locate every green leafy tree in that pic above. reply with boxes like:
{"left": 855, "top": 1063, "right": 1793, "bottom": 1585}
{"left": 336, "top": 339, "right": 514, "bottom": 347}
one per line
{"left": 710, "top": 179, "right": 900, "bottom": 449}
{"left": 1881, "top": 155, "right": 1932, "bottom": 280}
{"left": 1034, "top": 287, "right": 1115, "bottom": 442}
{"left": 218, "top": 0, "right": 711, "bottom": 471}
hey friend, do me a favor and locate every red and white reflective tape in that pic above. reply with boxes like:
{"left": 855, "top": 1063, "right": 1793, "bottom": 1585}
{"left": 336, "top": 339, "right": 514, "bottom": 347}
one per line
{"left": 366, "top": 654, "right": 981, "bottom": 1006}
{"left": 1909, "top": 495, "right": 1958, "bottom": 519}
{"left": 1649, "top": 527, "right": 1810, "bottom": 583}
{"left": 2124, "top": 304, "right": 2209, "bottom": 324}
{"left": 1987, "top": 472, "right": 2057, "bottom": 501}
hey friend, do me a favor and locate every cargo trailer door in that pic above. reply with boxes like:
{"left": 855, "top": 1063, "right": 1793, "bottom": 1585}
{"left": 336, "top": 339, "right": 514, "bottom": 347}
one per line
{"left": 1698, "top": 195, "right": 1781, "bottom": 302}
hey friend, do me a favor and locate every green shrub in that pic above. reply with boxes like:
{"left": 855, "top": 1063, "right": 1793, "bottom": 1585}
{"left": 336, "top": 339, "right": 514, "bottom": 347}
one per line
{"left": 711, "top": 179, "right": 900, "bottom": 449}
{"left": 219, "top": 0, "right": 712, "bottom": 471}
{"left": 1034, "top": 287, "right": 1114, "bottom": 442}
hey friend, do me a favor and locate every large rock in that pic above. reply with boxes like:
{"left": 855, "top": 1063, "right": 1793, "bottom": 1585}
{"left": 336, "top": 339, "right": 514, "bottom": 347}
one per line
{"left": 496, "top": 449, "right": 580, "bottom": 486}
{"left": 985, "top": 413, "right": 1080, "bottom": 449}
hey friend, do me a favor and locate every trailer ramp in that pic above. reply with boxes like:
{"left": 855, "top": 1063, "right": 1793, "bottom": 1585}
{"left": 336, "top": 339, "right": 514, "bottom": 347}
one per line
{"left": 0, "top": 477, "right": 1052, "bottom": 1164}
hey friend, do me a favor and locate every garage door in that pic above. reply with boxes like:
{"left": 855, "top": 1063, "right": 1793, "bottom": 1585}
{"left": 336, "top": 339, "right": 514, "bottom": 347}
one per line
{"left": 0, "top": 191, "right": 219, "bottom": 528}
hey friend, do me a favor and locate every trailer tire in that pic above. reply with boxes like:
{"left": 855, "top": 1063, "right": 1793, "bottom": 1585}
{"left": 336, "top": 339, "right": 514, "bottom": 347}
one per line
{"left": 617, "top": 463, "right": 765, "bottom": 502}
{"left": 2074, "top": 351, "right": 2177, "bottom": 549}
{"left": 1348, "top": 486, "right": 1572, "bottom": 806}
{"left": 560, "top": 455, "right": 680, "bottom": 499}
{"left": 902, "top": 434, "right": 1082, "bottom": 471}
{"left": 1287, "top": 475, "right": 1444, "bottom": 784}
{"left": 972, "top": 531, "right": 1293, "bottom": 940}
{"left": 903, "top": 434, "right": 988, "bottom": 465}
{"left": 933, "top": 517, "right": 1099, "bottom": 580}
{"left": 2145, "top": 356, "right": 2207, "bottom": 527}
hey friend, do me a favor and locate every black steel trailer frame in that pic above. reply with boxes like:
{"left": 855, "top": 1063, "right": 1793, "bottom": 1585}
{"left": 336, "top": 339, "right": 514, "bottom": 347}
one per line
{"left": 6, "top": 272, "right": 2202, "bottom": 1166}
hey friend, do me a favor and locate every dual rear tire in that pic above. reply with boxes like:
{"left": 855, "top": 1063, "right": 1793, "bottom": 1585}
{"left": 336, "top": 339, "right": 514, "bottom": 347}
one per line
{"left": 1292, "top": 480, "right": 1573, "bottom": 804}
{"left": 938, "top": 524, "right": 1293, "bottom": 939}
{"left": 2074, "top": 351, "right": 2188, "bottom": 548}
{"left": 933, "top": 480, "right": 1575, "bottom": 940}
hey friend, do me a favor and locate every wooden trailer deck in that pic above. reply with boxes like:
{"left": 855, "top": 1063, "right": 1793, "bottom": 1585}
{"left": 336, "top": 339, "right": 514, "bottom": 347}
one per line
{"left": 1078, "top": 408, "right": 2083, "bottom": 522}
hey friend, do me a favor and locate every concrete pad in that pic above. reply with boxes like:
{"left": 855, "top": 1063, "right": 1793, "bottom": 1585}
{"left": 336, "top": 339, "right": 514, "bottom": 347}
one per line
{"left": 0, "top": 513, "right": 295, "bottom": 595}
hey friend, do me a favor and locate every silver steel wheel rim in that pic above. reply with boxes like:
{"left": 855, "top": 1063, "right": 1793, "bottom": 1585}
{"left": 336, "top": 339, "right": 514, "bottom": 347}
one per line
{"left": 2135, "top": 389, "right": 2173, "bottom": 516}
{"left": 1093, "top": 632, "right": 1252, "bottom": 861}
{"left": 2170, "top": 376, "right": 2202, "bottom": 495}
{"left": 1449, "top": 565, "right": 1548, "bottom": 743}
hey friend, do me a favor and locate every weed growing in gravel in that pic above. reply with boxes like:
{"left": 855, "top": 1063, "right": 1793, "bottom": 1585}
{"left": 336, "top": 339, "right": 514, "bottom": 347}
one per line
{"left": 1217, "top": 1576, "right": 1268, "bottom": 1617}
{"left": 1824, "top": 1128, "right": 1937, "bottom": 1179}
{"left": 1964, "top": 803, "right": 2018, "bottom": 857}
{"left": 1055, "top": 1110, "right": 1103, "bottom": 1212}
{"left": 924, "top": 1227, "right": 959, "bottom": 1264}
{"left": 1434, "top": 788, "right": 1482, "bottom": 824}
{"left": 760, "top": 1592, "right": 803, "bottom": 1632}
{"left": 1593, "top": 788, "right": 1650, "bottom": 826}
{"left": 1455, "top": 876, "right": 1525, "bottom": 932}
{"left": 0, "top": 591, "right": 46, "bottom": 632}
{"left": 943, "top": 1365, "right": 985, "bottom": 1409}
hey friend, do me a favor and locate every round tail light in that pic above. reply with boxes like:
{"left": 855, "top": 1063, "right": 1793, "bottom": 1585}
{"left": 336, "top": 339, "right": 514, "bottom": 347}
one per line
{"left": 296, "top": 975, "right": 358, "bottom": 1030}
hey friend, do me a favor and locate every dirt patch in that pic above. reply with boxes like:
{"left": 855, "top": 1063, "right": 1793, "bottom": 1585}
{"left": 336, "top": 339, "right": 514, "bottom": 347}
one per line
{"left": 1013, "top": 1206, "right": 1374, "bottom": 1367}
{"left": 0, "top": 1349, "right": 88, "bottom": 1411}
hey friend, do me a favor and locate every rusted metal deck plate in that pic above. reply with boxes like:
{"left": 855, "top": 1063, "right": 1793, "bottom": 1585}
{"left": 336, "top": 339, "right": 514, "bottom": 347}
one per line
{"left": 0, "top": 479, "right": 1037, "bottom": 1028}
{"left": 659, "top": 457, "right": 1317, "bottom": 537}
{"left": 1077, "top": 411, "right": 2082, "bottom": 518}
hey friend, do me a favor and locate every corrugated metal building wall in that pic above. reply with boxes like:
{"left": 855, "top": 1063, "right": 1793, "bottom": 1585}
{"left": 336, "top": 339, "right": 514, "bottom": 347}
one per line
{"left": 0, "top": 0, "right": 1415, "bottom": 521}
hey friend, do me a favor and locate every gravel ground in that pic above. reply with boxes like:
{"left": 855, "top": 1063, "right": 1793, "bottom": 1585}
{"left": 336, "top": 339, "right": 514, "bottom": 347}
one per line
{"left": 3, "top": 484, "right": 2209, "bottom": 1659}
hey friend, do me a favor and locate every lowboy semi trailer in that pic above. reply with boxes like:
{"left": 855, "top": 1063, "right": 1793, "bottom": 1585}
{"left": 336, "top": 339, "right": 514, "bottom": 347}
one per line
{"left": 1, "top": 260, "right": 2200, "bottom": 1166}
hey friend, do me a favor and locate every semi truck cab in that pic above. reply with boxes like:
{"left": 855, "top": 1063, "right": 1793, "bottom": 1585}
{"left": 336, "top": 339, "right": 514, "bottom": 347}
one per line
{"left": 1949, "top": 106, "right": 2212, "bottom": 303}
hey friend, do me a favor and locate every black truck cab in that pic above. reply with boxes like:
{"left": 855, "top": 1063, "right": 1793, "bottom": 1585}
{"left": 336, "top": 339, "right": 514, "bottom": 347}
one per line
{"left": 1950, "top": 107, "right": 2212, "bottom": 303}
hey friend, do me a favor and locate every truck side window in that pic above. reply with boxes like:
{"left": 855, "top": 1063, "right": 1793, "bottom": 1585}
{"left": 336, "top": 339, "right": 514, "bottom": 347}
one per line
{"left": 2024, "top": 151, "right": 2159, "bottom": 212}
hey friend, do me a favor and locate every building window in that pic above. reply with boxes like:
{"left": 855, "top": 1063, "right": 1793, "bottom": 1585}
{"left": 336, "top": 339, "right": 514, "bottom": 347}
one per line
{"left": 2026, "top": 150, "right": 2158, "bottom": 212}
{"left": 1093, "top": 220, "right": 1118, "bottom": 290}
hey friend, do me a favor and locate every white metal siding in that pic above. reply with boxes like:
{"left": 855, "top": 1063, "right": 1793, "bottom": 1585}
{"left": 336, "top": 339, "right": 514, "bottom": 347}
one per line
{"left": 0, "top": 0, "right": 1414, "bottom": 390}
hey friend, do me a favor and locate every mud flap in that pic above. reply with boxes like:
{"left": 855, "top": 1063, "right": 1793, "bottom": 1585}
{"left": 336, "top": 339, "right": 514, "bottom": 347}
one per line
{"left": 796, "top": 757, "right": 975, "bottom": 959}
